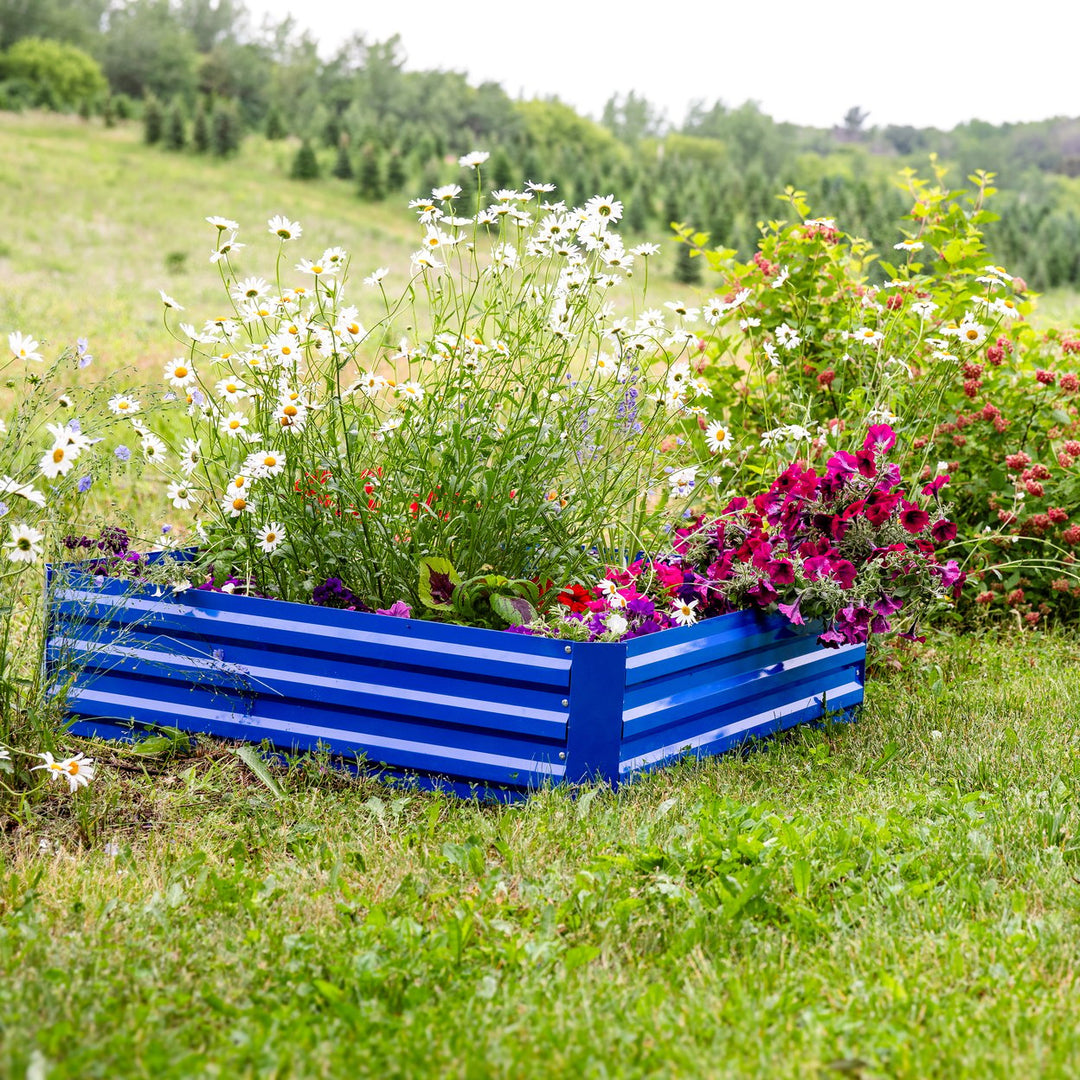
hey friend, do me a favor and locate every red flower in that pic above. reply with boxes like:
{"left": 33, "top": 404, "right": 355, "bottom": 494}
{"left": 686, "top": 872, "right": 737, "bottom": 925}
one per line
{"left": 556, "top": 583, "right": 594, "bottom": 613}
{"left": 930, "top": 519, "right": 957, "bottom": 544}
{"left": 899, "top": 502, "right": 930, "bottom": 533}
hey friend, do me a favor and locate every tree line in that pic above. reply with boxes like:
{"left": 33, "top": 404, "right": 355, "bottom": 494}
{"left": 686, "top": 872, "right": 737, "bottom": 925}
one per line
{"left": 2, "top": 0, "right": 1079, "bottom": 288}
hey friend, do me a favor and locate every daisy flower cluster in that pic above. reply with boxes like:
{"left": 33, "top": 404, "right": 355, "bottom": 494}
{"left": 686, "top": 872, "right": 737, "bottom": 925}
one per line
{"left": 124, "top": 168, "right": 729, "bottom": 611}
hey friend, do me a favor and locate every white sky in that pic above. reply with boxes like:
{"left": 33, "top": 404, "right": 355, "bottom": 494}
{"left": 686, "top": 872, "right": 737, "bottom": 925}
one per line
{"left": 241, "top": 0, "right": 1079, "bottom": 131}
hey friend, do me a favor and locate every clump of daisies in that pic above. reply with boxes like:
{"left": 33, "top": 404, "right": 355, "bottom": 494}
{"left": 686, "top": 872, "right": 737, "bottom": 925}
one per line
{"left": 122, "top": 161, "right": 741, "bottom": 619}
{"left": 0, "top": 331, "right": 119, "bottom": 796}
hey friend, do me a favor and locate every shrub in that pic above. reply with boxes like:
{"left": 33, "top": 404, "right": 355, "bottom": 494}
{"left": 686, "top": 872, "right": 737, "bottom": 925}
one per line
{"left": 0, "top": 38, "right": 106, "bottom": 111}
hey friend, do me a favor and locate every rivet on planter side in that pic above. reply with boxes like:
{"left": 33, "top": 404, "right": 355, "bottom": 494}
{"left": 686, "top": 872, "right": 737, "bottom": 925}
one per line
{"left": 561, "top": 698, "right": 569, "bottom": 707}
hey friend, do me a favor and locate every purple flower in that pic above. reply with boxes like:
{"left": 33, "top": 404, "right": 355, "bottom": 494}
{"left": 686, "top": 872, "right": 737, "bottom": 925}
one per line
{"left": 76, "top": 475, "right": 93, "bottom": 493}
{"left": 76, "top": 337, "right": 93, "bottom": 368}
{"left": 778, "top": 598, "right": 804, "bottom": 626}
{"left": 936, "top": 560, "right": 963, "bottom": 588}
{"left": 874, "top": 594, "right": 904, "bottom": 618}
{"left": 626, "top": 595, "right": 656, "bottom": 617}
{"left": 863, "top": 424, "right": 897, "bottom": 453}
{"left": 115, "top": 445, "right": 131, "bottom": 462}
{"left": 376, "top": 600, "right": 412, "bottom": 619}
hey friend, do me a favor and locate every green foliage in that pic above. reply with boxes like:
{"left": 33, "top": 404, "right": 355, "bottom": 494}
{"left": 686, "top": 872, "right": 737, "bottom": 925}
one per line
{"left": 264, "top": 103, "right": 285, "bottom": 140}
{"left": 674, "top": 238, "right": 702, "bottom": 285}
{"left": 290, "top": 137, "right": 320, "bottom": 180}
{"left": 331, "top": 138, "right": 352, "bottom": 180}
{"left": 418, "top": 557, "right": 538, "bottom": 628}
{"left": 99, "top": 0, "right": 200, "bottom": 102}
{"left": 210, "top": 100, "right": 240, "bottom": 157}
{"left": 385, "top": 147, "right": 406, "bottom": 192}
{"left": 0, "top": 36, "right": 106, "bottom": 110}
{"left": 191, "top": 98, "right": 209, "bottom": 152}
{"left": 142, "top": 94, "right": 163, "bottom": 145}
{"left": 356, "top": 141, "right": 383, "bottom": 201}
{"left": 164, "top": 98, "right": 186, "bottom": 151}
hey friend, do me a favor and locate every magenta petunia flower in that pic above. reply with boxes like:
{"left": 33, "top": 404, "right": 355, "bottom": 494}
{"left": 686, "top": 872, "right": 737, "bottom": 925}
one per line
{"left": 899, "top": 502, "right": 930, "bottom": 533}
{"left": 863, "top": 424, "right": 897, "bottom": 453}
{"left": 930, "top": 519, "right": 957, "bottom": 544}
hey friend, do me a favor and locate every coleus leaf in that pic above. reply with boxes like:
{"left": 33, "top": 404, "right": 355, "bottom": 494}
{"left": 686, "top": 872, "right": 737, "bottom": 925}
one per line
{"left": 418, "top": 556, "right": 461, "bottom": 609}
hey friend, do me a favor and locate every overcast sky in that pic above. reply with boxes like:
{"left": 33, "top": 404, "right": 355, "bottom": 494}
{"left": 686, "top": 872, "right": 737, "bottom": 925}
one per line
{"left": 241, "top": 0, "right": 1078, "bottom": 131}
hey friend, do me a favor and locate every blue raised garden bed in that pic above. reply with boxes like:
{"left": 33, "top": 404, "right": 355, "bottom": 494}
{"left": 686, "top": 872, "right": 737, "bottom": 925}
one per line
{"left": 45, "top": 558, "right": 866, "bottom": 799}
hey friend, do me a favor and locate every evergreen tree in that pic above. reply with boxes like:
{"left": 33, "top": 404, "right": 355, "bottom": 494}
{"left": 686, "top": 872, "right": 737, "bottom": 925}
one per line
{"left": 623, "top": 182, "right": 649, "bottom": 233}
{"left": 323, "top": 112, "right": 341, "bottom": 149}
{"left": 490, "top": 147, "right": 514, "bottom": 190}
{"left": 417, "top": 158, "right": 441, "bottom": 199}
{"left": 264, "top": 104, "right": 285, "bottom": 140}
{"left": 662, "top": 189, "right": 682, "bottom": 231}
{"left": 165, "top": 99, "right": 186, "bottom": 151}
{"left": 210, "top": 101, "right": 240, "bottom": 157}
{"left": 332, "top": 137, "right": 353, "bottom": 180}
{"left": 143, "top": 94, "right": 163, "bottom": 145}
{"left": 385, "top": 148, "right": 407, "bottom": 192}
{"left": 357, "top": 143, "right": 384, "bottom": 201}
{"left": 192, "top": 99, "right": 209, "bottom": 153}
{"left": 291, "top": 138, "right": 320, "bottom": 180}
{"left": 674, "top": 242, "right": 702, "bottom": 286}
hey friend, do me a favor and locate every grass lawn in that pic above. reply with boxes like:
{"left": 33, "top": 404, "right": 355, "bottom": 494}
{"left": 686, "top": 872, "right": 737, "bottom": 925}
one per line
{"left": 4, "top": 110, "right": 1080, "bottom": 1080}
{"left": 3, "top": 631, "right": 1080, "bottom": 1078}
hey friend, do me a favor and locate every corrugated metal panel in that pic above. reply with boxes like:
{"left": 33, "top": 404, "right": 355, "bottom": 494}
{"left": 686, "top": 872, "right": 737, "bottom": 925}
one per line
{"left": 620, "top": 611, "right": 865, "bottom": 775}
{"left": 47, "top": 568, "right": 865, "bottom": 795}
{"left": 48, "top": 573, "right": 571, "bottom": 791}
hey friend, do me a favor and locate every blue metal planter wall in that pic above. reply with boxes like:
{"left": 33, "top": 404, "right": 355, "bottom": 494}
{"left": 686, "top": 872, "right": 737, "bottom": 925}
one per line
{"left": 46, "top": 566, "right": 865, "bottom": 797}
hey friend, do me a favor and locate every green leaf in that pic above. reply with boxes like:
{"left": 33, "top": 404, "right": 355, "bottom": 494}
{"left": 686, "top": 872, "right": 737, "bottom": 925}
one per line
{"left": 419, "top": 556, "right": 460, "bottom": 610}
{"left": 491, "top": 594, "right": 538, "bottom": 627}
{"left": 792, "top": 858, "right": 811, "bottom": 899}
{"left": 231, "top": 744, "right": 285, "bottom": 801}
{"left": 131, "top": 735, "right": 176, "bottom": 755}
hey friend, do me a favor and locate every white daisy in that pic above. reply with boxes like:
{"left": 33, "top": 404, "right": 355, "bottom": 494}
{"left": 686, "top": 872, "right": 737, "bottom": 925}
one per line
{"left": 32, "top": 751, "right": 95, "bottom": 792}
{"left": 220, "top": 412, "right": 249, "bottom": 438}
{"left": 670, "top": 598, "right": 699, "bottom": 627}
{"left": 8, "top": 331, "right": 43, "bottom": 362}
{"left": 163, "top": 359, "right": 196, "bottom": 388}
{"left": 39, "top": 442, "right": 76, "bottom": 479}
{"left": 267, "top": 215, "right": 302, "bottom": 241}
{"left": 179, "top": 438, "right": 202, "bottom": 475}
{"left": 215, "top": 377, "right": 248, "bottom": 404}
{"left": 246, "top": 450, "right": 285, "bottom": 478}
{"left": 5, "top": 522, "right": 44, "bottom": 563}
{"left": 704, "top": 420, "right": 733, "bottom": 454}
{"left": 140, "top": 433, "right": 168, "bottom": 462}
{"left": 107, "top": 393, "right": 139, "bottom": 416}
{"left": 256, "top": 522, "right": 285, "bottom": 553}
{"left": 166, "top": 481, "right": 194, "bottom": 510}
{"left": 221, "top": 492, "right": 253, "bottom": 518}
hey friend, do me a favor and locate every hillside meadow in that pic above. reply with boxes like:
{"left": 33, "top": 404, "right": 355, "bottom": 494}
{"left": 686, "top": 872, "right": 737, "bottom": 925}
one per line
{"left": 4, "top": 111, "right": 1080, "bottom": 1079}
